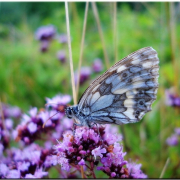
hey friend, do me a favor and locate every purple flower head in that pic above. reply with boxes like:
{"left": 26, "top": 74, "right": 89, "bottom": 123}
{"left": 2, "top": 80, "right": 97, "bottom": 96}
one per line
{"left": 5, "top": 118, "right": 13, "bottom": 130}
{"left": 74, "top": 67, "right": 92, "bottom": 86}
{"left": 52, "top": 117, "right": 73, "bottom": 140}
{"left": 29, "top": 107, "right": 38, "bottom": 117}
{"left": 13, "top": 95, "right": 70, "bottom": 144}
{"left": 46, "top": 94, "right": 71, "bottom": 112}
{"left": 33, "top": 168, "right": 48, "bottom": 178}
{"left": 25, "top": 174, "right": 36, "bottom": 178}
{"left": 126, "top": 162, "right": 148, "bottom": 178}
{"left": 0, "top": 163, "right": 9, "bottom": 177}
{"left": 44, "top": 155, "right": 58, "bottom": 168}
{"left": 78, "top": 158, "right": 85, "bottom": 166}
{"left": 35, "top": 25, "right": 56, "bottom": 41}
{"left": 24, "top": 168, "right": 48, "bottom": 179}
{"left": 27, "top": 122, "right": 37, "bottom": 134}
{"left": 58, "top": 34, "right": 68, "bottom": 44}
{"left": 2, "top": 104, "right": 22, "bottom": 119}
{"left": 166, "top": 134, "right": 178, "bottom": 146}
{"left": 1, "top": 142, "right": 51, "bottom": 178}
{"left": 165, "top": 89, "right": 180, "bottom": 107}
{"left": 57, "top": 50, "right": 66, "bottom": 63}
{"left": 17, "top": 161, "right": 30, "bottom": 172}
{"left": 175, "top": 128, "right": 180, "bottom": 136}
{"left": 92, "top": 58, "right": 103, "bottom": 73}
{"left": 53, "top": 125, "right": 146, "bottom": 178}
{"left": 92, "top": 146, "right": 106, "bottom": 159}
{"left": 7, "top": 169, "right": 20, "bottom": 178}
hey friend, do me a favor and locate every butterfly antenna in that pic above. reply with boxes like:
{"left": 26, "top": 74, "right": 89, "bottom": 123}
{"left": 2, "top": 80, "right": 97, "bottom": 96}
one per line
{"left": 42, "top": 112, "right": 59, "bottom": 128}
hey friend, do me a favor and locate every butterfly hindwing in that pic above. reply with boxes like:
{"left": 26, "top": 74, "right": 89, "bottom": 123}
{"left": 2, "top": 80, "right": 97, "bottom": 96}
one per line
{"left": 77, "top": 47, "right": 159, "bottom": 125}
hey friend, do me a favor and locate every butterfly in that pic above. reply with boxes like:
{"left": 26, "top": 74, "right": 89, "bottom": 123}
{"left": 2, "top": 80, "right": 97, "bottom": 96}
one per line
{"left": 65, "top": 47, "right": 159, "bottom": 127}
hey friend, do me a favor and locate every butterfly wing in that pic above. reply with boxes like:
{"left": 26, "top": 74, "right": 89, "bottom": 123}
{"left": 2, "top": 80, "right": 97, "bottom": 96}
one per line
{"left": 78, "top": 47, "right": 159, "bottom": 125}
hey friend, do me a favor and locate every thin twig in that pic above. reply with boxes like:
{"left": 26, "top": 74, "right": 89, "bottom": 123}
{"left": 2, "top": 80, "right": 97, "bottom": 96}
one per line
{"left": 80, "top": 166, "right": 85, "bottom": 178}
{"left": 91, "top": 2, "right": 110, "bottom": 69}
{"left": 76, "top": 2, "right": 89, "bottom": 100}
{"left": 90, "top": 161, "right": 96, "bottom": 178}
{"left": 113, "top": 2, "right": 118, "bottom": 63}
{"left": 65, "top": 2, "right": 77, "bottom": 105}
{"left": 159, "top": 157, "right": 170, "bottom": 178}
{"left": 169, "top": 2, "right": 178, "bottom": 95}
{"left": 0, "top": 98, "right": 6, "bottom": 131}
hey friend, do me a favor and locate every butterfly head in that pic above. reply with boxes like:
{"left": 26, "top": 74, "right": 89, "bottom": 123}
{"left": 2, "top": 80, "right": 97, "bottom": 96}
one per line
{"left": 65, "top": 105, "right": 78, "bottom": 119}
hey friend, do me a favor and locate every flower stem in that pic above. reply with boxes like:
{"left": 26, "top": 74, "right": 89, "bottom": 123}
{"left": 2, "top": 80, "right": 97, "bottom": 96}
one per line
{"left": 90, "top": 161, "right": 96, "bottom": 178}
{"left": 81, "top": 166, "right": 85, "bottom": 178}
{"left": 65, "top": 2, "right": 77, "bottom": 105}
{"left": 0, "top": 98, "right": 6, "bottom": 131}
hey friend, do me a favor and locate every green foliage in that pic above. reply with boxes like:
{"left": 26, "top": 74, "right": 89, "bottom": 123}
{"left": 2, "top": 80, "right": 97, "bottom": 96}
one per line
{"left": 1, "top": 2, "right": 180, "bottom": 178}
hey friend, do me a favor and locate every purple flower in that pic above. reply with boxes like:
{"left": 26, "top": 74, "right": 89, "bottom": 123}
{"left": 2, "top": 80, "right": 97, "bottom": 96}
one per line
{"left": 5, "top": 119, "right": 13, "bottom": 130}
{"left": 74, "top": 67, "right": 92, "bottom": 85}
{"left": 53, "top": 125, "right": 147, "bottom": 178}
{"left": 27, "top": 122, "right": 37, "bottom": 134}
{"left": 44, "top": 155, "right": 58, "bottom": 168}
{"left": 92, "top": 58, "right": 103, "bottom": 73}
{"left": 46, "top": 94, "right": 71, "bottom": 111}
{"left": 33, "top": 168, "right": 48, "bottom": 178}
{"left": 7, "top": 169, "right": 20, "bottom": 178}
{"left": 25, "top": 174, "right": 36, "bottom": 178}
{"left": 3, "top": 104, "right": 22, "bottom": 119}
{"left": 58, "top": 34, "right": 68, "bottom": 44}
{"left": 165, "top": 89, "right": 180, "bottom": 107}
{"left": 175, "top": 128, "right": 180, "bottom": 135}
{"left": 57, "top": 50, "right": 66, "bottom": 63}
{"left": 111, "top": 172, "right": 116, "bottom": 178}
{"left": 126, "top": 162, "right": 148, "bottom": 178}
{"left": 14, "top": 94, "right": 71, "bottom": 144}
{"left": 17, "top": 161, "right": 30, "bottom": 172}
{"left": 92, "top": 146, "right": 106, "bottom": 159}
{"left": 35, "top": 25, "right": 56, "bottom": 41}
{"left": 78, "top": 159, "right": 85, "bottom": 166}
{"left": 166, "top": 134, "right": 178, "bottom": 146}
{"left": 29, "top": 107, "right": 38, "bottom": 117}
{"left": 24, "top": 168, "right": 48, "bottom": 178}
{"left": 0, "top": 163, "right": 9, "bottom": 177}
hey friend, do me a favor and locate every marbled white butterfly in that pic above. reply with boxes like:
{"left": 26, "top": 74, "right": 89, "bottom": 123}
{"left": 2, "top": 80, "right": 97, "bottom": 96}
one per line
{"left": 65, "top": 47, "right": 159, "bottom": 127}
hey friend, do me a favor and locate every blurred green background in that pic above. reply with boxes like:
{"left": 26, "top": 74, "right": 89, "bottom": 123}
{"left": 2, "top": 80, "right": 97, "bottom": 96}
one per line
{"left": 1, "top": 2, "right": 180, "bottom": 178}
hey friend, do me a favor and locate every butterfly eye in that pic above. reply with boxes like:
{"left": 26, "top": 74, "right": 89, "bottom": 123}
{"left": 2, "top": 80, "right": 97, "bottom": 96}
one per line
{"left": 66, "top": 107, "right": 73, "bottom": 118}
{"left": 69, "top": 110, "right": 72, "bottom": 115}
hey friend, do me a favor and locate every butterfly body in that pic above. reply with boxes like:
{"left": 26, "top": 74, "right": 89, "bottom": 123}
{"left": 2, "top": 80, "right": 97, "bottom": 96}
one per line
{"left": 65, "top": 47, "right": 159, "bottom": 127}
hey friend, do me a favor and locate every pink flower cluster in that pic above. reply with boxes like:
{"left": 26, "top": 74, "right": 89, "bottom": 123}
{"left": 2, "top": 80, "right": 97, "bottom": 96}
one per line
{"left": 0, "top": 94, "right": 75, "bottom": 178}
{"left": 0, "top": 143, "right": 50, "bottom": 178}
{"left": 54, "top": 125, "right": 147, "bottom": 178}
{"left": 166, "top": 128, "right": 180, "bottom": 146}
{"left": 13, "top": 94, "right": 71, "bottom": 144}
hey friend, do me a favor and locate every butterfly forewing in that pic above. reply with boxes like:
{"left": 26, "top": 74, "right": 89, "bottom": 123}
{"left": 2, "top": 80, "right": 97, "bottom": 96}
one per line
{"left": 77, "top": 47, "right": 159, "bottom": 125}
